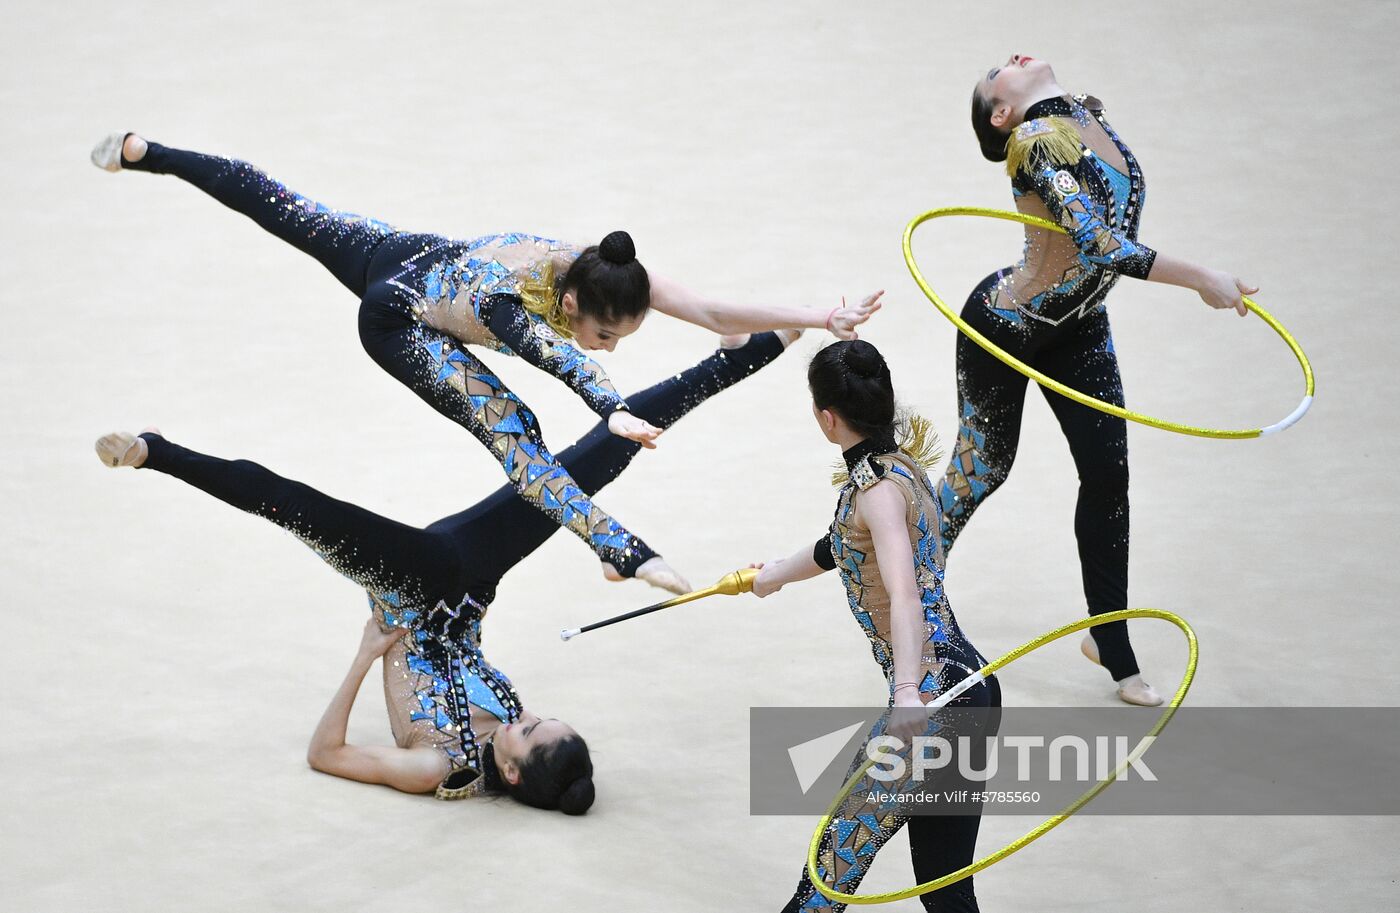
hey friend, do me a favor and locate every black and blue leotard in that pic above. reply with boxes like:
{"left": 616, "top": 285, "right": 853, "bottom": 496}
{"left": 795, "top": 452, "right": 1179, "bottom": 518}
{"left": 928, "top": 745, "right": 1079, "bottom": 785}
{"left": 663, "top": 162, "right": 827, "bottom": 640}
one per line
{"left": 134, "top": 333, "right": 786, "bottom": 796}
{"left": 937, "top": 93, "right": 1155, "bottom": 681}
{"left": 789, "top": 439, "right": 1001, "bottom": 913}
{"left": 122, "top": 142, "right": 656, "bottom": 577}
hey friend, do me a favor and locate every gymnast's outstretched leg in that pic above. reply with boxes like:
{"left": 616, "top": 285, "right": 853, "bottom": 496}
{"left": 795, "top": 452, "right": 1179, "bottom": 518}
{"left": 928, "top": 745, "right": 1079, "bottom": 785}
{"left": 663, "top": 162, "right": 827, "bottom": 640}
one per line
{"left": 937, "top": 273, "right": 1033, "bottom": 556}
{"left": 90, "top": 133, "right": 672, "bottom": 587}
{"left": 91, "top": 132, "right": 398, "bottom": 297}
{"left": 95, "top": 430, "right": 456, "bottom": 607}
{"left": 432, "top": 330, "right": 796, "bottom": 592}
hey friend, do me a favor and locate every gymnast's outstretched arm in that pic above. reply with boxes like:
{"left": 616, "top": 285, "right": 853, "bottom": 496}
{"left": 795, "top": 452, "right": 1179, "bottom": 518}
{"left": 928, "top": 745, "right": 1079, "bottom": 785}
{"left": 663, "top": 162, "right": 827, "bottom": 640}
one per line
{"left": 649, "top": 274, "right": 883, "bottom": 338}
{"left": 305, "top": 618, "right": 448, "bottom": 793}
{"left": 749, "top": 541, "right": 830, "bottom": 598}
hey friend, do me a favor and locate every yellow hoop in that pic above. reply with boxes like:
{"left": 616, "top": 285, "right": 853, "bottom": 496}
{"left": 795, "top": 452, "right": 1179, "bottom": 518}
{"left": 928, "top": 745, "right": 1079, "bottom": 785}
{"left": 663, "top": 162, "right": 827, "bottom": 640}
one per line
{"left": 903, "top": 207, "right": 1315, "bottom": 439}
{"left": 807, "top": 608, "right": 1199, "bottom": 905}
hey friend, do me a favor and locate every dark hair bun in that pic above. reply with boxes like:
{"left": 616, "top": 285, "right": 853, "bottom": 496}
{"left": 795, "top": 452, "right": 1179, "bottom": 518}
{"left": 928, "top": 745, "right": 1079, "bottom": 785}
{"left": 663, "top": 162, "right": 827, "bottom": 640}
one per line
{"left": 598, "top": 230, "right": 636, "bottom": 265}
{"left": 842, "top": 339, "right": 886, "bottom": 380}
{"left": 557, "top": 776, "right": 595, "bottom": 815}
{"left": 808, "top": 339, "right": 898, "bottom": 436}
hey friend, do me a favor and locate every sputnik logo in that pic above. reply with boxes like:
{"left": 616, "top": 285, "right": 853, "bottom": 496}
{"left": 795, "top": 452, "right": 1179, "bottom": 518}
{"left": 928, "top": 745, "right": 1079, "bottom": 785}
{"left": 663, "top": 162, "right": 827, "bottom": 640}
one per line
{"left": 786, "top": 722, "right": 867, "bottom": 794}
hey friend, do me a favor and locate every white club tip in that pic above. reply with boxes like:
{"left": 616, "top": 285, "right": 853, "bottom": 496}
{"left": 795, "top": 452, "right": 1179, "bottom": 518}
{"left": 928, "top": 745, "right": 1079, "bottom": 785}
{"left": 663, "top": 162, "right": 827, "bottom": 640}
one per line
{"left": 560, "top": 628, "right": 581, "bottom": 641}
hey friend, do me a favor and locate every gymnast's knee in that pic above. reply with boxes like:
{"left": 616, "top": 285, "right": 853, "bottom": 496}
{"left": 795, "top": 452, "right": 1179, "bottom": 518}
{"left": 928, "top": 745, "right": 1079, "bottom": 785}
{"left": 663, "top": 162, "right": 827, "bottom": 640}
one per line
{"left": 947, "top": 457, "right": 1013, "bottom": 508}
{"left": 357, "top": 299, "right": 411, "bottom": 364}
{"left": 1077, "top": 452, "right": 1129, "bottom": 500}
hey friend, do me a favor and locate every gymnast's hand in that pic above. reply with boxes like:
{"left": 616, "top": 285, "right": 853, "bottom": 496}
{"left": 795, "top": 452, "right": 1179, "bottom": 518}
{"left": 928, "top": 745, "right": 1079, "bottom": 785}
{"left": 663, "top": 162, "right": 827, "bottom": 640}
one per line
{"left": 1197, "top": 270, "right": 1257, "bottom": 318}
{"left": 828, "top": 290, "right": 885, "bottom": 339}
{"left": 359, "top": 616, "right": 408, "bottom": 658}
{"left": 749, "top": 561, "right": 784, "bottom": 598}
{"left": 887, "top": 690, "right": 932, "bottom": 744}
{"left": 608, "top": 410, "right": 663, "bottom": 448}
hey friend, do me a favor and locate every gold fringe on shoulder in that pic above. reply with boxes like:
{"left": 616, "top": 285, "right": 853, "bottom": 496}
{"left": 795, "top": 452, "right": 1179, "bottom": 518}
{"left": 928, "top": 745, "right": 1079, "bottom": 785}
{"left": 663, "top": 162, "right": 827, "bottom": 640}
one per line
{"left": 830, "top": 414, "right": 944, "bottom": 487}
{"left": 899, "top": 413, "right": 943, "bottom": 471}
{"left": 518, "top": 259, "right": 574, "bottom": 339}
{"left": 1004, "top": 117, "right": 1083, "bottom": 178}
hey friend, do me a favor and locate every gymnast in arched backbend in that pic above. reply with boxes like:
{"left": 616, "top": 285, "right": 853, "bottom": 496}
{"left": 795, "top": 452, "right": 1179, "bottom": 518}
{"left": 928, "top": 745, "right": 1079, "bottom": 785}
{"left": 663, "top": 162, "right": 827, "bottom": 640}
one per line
{"left": 954, "top": 56, "right": 1256, "bottom": 704}
{"left": 95, "top": 331, "right": 795, "bottom": 814}
{"left": 91, "top": 132, "right": 881, "bottom": 594}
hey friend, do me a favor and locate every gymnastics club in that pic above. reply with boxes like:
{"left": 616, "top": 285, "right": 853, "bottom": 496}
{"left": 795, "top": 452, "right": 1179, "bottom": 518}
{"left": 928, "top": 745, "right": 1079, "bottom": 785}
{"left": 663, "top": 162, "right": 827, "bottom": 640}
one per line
{"left": 560, "top": 567, "right": 758, "bottom": 641}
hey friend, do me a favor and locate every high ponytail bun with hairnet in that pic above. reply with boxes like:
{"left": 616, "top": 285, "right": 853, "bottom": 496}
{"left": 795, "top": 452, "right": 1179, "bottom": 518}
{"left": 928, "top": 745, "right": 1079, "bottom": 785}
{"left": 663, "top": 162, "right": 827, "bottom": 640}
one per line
{"left": 547, "top": 229, "right": 650, "bottom": 331}
{"left": 811, "top": 339, "right": 896, "bottom": 436}
{"left": 597, "top": 230, "right": 636, "bottom": 265}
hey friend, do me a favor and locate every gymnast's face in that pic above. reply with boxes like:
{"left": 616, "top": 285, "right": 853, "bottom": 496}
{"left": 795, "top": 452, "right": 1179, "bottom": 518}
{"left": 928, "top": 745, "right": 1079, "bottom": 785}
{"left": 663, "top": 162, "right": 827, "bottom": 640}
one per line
{"left": 493, "top": 710, "right": 576, "bottom": 783}
{"left": 977, "top": 54, "right": 1057, "bottom": 128}
{"left": 561, "top": 290, "right": 646, "bottom": 352}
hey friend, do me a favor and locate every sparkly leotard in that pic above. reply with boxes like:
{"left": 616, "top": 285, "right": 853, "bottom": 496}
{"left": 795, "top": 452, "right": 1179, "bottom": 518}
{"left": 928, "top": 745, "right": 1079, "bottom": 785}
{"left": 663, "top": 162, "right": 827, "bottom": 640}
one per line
{"left": 827, "top": 440, "right": 984, "bottom": 695}
{"left": 123, "top": 142, "right": 654, "bottom": 577}
{"left": 984, "top": 93, "right": 1154, "bottom": 327}
{"left": 936, "top": 93, "right": 1152, "bottom": 682}
{"left": 789, "top": 437, "right": 1000, "bottom": 912}
{"left": 135, "top": 334, "right": 787, "bottom": 797}
{"left": 391, "top": 232, "right": 629, "bottom": 419}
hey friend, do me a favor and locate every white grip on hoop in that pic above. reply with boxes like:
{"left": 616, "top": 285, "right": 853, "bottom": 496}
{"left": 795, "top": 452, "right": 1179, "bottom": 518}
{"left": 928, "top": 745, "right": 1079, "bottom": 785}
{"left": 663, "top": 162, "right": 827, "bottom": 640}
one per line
{"left": 1261, "top": 394, "right": 1313, "bottom": 436}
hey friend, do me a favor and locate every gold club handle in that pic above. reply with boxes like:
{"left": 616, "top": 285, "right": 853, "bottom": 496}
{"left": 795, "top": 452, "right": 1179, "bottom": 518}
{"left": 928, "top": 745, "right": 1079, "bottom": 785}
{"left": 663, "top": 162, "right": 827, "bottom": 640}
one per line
{"left": 562, "top": 567, "right": 761, "bottom": 641}
{"left": 711, "top": 566, "right": 758, "bottom": 597}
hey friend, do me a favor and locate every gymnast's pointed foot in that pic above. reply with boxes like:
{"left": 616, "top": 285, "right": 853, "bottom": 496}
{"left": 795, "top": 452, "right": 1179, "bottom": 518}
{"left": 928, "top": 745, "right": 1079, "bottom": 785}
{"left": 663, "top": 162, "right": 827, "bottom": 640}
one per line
{"left": 719, "top": 328, "right": 803, "bottom": 350}
{"left": 636, "top": 556, "right": 691, "bottom": 595}
{"left": 95, "top": 430, "right": 151, "bottom": 468}
{"left": 90, "top": 132, "right": 148, "bottom": 172}
{"left": 1114, "top": 674, "right": 1163, "bottom": 707}
{"left": 1082, "top": 635, "right": 1162, "bottom": 705}
{"left": 602, "top": 556, "right": 691, "bottom": 595}
{"left": 775, "top": 328, "right": 803, "bottom": 348}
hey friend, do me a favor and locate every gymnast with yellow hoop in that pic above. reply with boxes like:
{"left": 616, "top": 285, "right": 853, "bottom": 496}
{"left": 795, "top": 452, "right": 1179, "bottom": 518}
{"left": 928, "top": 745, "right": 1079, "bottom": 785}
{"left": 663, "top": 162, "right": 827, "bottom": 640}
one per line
{"left": 939, "top": 55, "right": 1262, "bottom": 706}
{"left": 796, "top": 605, "right": 1198, "bottom": 908}
{"left": 750, "top": 339, "right": 1002, "bottom": 913}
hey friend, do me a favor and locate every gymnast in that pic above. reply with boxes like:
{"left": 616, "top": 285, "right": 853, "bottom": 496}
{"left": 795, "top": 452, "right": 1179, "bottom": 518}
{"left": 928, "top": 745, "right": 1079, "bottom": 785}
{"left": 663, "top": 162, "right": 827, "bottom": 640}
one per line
{"left": 95, "top": 331, "right": 795, "bottom": 813}
{"left": 753, "top": 340, "right": 999, "bottom": 912}
{"left": 946, "top": 55, "right": 1257, "bottom": 704}
{"left": 91, "top": 132, "right": 880, "bottom": 594}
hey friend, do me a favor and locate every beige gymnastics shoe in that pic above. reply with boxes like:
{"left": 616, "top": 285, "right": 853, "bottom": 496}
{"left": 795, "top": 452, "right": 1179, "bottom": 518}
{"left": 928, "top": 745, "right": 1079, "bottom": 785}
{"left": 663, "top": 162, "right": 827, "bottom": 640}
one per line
{"left": 95, "top": 431, "right": 146, "bottom": 467}
{"left": 607, "top": 555, "right": 691, "bottom": 596}
{"left": 90, "top": 132, "right": 146, "bottom": 172}
{"left": 1114, "top": 674, "right": 1164, "bottom": 707}
{"left": 1081, "top": 634, "right": 1163, "bottom": 706}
